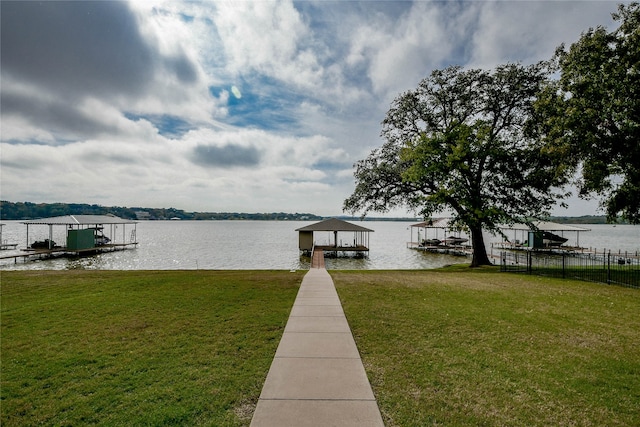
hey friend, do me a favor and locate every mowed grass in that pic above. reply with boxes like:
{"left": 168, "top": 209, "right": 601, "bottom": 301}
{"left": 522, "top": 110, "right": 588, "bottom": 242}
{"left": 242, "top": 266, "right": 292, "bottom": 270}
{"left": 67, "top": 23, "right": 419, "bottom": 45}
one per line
{"left": 332, "top": 266, "right": 640, "bottom": 427}
{"left": 1, "top": 270, "right": 303, "bottom": 426}
{"left": 3, "top": 268, "right": 640, "bottom": 426}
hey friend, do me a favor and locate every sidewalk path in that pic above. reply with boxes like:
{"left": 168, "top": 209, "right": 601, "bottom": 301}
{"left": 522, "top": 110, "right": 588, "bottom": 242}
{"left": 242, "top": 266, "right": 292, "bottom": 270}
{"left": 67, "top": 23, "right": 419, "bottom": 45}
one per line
{"left": 250, "top": 267, "right": 384, "bottom": 426}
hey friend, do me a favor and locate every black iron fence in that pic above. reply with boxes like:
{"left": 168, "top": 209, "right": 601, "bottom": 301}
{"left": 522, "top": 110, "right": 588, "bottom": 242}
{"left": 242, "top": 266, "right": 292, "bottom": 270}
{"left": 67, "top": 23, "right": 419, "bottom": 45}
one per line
{"left": 500, "top": 250, "right": 640, "bottom": 289}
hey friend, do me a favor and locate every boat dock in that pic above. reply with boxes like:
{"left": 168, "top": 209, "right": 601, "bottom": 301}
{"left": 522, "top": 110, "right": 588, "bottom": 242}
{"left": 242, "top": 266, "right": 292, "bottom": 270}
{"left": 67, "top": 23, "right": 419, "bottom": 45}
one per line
{"left": 406, "top": 241, "right": 473, "bottom": 256}
{"left": 490, "top": 242, "right": 639, "bottom": 258}
{"left": 0, "top": 224, "right": 18, "bottom": 251}
{"left": 0, "top": 243, "right": 138, "bottom": 264}
{"left": 0, "top": 215, "right": 138, "bottom": 265}
{"left": 296, "top": 218, "right": 373, "bottom": 258}
{"left": 408, "top": 218, "right": 472, "bottom": 257}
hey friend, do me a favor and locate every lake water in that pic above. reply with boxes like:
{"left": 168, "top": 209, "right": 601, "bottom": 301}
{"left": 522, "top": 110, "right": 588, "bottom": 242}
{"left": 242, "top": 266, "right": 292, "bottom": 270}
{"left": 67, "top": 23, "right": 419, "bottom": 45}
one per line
{"left": 1, "top": 220, "right": 638, "bottom": 271}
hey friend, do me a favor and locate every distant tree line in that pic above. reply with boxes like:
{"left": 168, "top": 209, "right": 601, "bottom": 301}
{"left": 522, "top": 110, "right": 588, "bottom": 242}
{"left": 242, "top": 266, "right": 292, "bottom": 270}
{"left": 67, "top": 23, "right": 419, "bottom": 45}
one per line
{"left": 0, "top": 201, "right": 614, "bottom": 224}
{"left": 0, "top": 201, "right": 323, "bottom": 222}
{"left": 547, "top": 216, "right": 628, "bottom": 225}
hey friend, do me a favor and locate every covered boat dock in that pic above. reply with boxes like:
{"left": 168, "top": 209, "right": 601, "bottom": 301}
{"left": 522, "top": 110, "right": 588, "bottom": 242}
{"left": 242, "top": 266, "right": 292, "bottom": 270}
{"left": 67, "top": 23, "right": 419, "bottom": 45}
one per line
{"left": 0, "top": 215, "right": 138, "bottom": 263}
{"left": 296, "top": 218, "right": 373, "bottom": 257}
{"left": 496, "top": 221, "right": 590, "bottom": 250}
{"left": 407, "top": 217, "right": 472, "bottom": 256}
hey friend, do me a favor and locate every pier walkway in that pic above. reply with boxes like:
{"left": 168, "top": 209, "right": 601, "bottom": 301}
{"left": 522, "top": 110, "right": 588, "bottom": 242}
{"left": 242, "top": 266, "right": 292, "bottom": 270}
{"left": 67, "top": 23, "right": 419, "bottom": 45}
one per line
{"left": 250, "top": 256, "right": 384, "bottom": 426}
{"left": 311, "top": 248, "right": 325, "bottom": 268}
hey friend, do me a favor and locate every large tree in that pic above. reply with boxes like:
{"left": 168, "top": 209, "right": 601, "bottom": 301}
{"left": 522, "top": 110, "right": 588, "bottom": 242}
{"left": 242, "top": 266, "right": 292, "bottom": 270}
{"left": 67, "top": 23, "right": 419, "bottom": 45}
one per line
{"left": 542, "top": 3, "right": 639, "bottom": 223}
{"left": 344, "top": 63, "right": 570, "bottom": 267}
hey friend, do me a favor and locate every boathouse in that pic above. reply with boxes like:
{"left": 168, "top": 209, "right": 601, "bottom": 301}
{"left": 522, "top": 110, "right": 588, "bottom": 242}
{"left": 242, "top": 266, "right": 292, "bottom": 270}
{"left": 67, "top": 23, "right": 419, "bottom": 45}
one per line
{"left": 408, "top": 217, "right": 472, "bottom": 256}
{"left": 0, "top": 215, "right": 139, "bottom": 263}
{"left": 497, "top": 221, "right": 590, "bottom": 249}
{"left": 295, "top": 218, "right": 373, "bottom": 256}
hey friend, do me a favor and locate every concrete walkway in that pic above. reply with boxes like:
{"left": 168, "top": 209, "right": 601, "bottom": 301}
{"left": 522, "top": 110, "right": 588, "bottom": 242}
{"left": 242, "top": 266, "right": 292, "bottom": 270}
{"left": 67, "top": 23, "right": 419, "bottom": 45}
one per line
{"left": 250, "top": 267, "right": 384, "bottom": 426}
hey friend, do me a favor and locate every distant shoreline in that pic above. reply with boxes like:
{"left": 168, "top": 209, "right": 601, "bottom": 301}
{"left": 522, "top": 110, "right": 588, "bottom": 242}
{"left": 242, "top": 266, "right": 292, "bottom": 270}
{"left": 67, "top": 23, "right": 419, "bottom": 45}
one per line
{"left": 0, "top": 201, "right": 625, "bottom": 224}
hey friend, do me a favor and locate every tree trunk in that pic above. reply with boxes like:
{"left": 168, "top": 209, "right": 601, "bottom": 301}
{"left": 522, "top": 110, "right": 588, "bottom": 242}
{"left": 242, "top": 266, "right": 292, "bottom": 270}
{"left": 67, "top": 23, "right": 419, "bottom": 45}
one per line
{"left": 470, "top": 225, "right": 492, "bottom": 267}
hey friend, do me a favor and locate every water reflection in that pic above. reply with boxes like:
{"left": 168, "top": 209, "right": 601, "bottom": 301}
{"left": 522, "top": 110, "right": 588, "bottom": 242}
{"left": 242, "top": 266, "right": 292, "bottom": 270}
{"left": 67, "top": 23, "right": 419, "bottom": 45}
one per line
{"left": 1, "top": 220, "right": 637, "bottom": 271}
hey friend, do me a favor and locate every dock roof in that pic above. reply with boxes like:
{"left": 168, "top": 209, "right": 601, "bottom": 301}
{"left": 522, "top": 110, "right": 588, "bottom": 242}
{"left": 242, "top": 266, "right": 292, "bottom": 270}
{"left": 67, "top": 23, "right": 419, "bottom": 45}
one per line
{"left": 21, "top": 215, "right": 136, "bottom": 225}
{"left": 411, "top": 217, "right": 456, "bottom": 228}
{"left": 295, "top": 218, "right": 374, "bottom": 232}
{"left": 500, "top": 221, "right": 590, "bottom": 232}
{"left": 413, "top": 218, "right": 590, "bottom": 232}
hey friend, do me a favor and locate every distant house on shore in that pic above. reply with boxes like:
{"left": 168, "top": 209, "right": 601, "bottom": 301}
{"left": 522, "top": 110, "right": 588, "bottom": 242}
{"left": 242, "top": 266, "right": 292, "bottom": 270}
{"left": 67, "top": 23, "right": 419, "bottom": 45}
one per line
{"left": 135, "top": 211, "right": 151, "bottom": 220}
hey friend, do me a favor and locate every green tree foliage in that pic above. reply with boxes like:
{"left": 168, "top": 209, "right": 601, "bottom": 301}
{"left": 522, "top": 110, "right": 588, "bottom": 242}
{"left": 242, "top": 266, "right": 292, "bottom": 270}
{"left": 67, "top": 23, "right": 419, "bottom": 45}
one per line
{"left": 541, "top": 3, "right": 639, "bottom": 223}
{"left": 344, "top": 64, "right": 570, "bottom": 267}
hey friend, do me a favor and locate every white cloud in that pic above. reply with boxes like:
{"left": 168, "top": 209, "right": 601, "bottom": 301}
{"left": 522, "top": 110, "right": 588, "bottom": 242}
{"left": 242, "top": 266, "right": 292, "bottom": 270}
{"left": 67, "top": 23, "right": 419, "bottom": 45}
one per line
{"left": 214, "top": 2, "right": 311, "bottom": 82}
{"left": 0, "top": 116, "right": 56, "bottom": 143}
{"left": 345, "top": 2, "right": 480, "bottom": 98}
{"left": 468, "top": 1, "right": 619, "bottom": 68}
{"left": 1, "top": 0, "right": 623, "bottom": 216}
{"left": 1, "top": 0, "right": 221, "bottom": 144}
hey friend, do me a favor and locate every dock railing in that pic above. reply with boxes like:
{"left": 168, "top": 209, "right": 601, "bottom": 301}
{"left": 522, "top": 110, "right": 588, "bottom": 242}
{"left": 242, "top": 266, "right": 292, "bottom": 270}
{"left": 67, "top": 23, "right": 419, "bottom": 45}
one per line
{"left": 500, "top": 249, "right": 640, "bottom": 289}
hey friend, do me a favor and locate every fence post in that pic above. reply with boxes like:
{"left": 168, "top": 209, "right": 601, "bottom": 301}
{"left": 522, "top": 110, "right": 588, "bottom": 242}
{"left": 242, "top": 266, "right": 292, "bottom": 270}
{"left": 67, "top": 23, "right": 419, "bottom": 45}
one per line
{"left": 607, "top": 251, "right": 611, "bottom": 285}
{"left": 528, "top": 250, "right": 532, "bottom": 274}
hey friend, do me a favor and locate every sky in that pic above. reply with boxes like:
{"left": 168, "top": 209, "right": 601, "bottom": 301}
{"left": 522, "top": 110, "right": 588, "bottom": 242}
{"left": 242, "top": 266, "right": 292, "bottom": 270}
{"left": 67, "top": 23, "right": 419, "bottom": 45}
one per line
{"left": 0, "top": 0, "right": 624, "bottom": 217}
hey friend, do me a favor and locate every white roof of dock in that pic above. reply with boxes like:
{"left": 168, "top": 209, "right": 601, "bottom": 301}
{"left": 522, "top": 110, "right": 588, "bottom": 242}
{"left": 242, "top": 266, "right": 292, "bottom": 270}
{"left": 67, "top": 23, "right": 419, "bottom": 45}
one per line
{"left": 499, "top": 221, "right": 590, "bottom": 232}
{"left": 21, "top": 215, "right": 136, "bottom": 225}
{"left": 413, "top": 218, "right": 590, "bottom": 232}
{"left": 411, "top": 217, "right": 456, "bottom": 228}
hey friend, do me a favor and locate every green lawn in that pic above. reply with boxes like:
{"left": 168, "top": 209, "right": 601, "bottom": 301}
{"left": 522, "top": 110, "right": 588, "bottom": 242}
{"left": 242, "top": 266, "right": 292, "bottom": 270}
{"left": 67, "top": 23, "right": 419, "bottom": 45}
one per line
{"left": 2, "top": 268, "right": 639, "bottom": 426}
{"left": 332, "top": 266, "right": 640, "bottom": 426}
{"left": 1, "top": 270, "right": 302, "bottom": 426}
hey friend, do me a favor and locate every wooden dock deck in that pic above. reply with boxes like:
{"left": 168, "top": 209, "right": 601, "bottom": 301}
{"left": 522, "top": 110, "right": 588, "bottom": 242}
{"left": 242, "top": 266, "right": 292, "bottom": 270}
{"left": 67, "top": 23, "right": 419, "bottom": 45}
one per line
{"left": 490, "top": 243, "right": 640, "bottom": 259}
{"left": 407, "top": 242, "right": 472, "bottom": 257}
{"left": 0, "top": 243, "right": 138, "bottom": 264}
{"left": 311, "top": 249, "right": 325, "bottom": 268}
{"left": 313, "top": 244, "right": 370, "bottom": 252}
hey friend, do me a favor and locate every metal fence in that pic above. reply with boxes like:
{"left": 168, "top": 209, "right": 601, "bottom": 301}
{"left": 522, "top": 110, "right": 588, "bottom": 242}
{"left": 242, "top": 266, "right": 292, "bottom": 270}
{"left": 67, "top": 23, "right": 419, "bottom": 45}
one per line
{"left": 500, "top": 250, "right": 640, "bottom": 289}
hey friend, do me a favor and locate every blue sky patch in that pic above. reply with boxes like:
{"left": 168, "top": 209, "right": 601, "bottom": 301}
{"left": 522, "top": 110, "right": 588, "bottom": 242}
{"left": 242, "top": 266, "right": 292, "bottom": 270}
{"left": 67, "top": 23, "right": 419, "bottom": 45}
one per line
{"left": 209, "top": 76, "right": 307, "bottom": 131}
{"left": 124, "top": 113, "right": 194, "bottom": 138}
